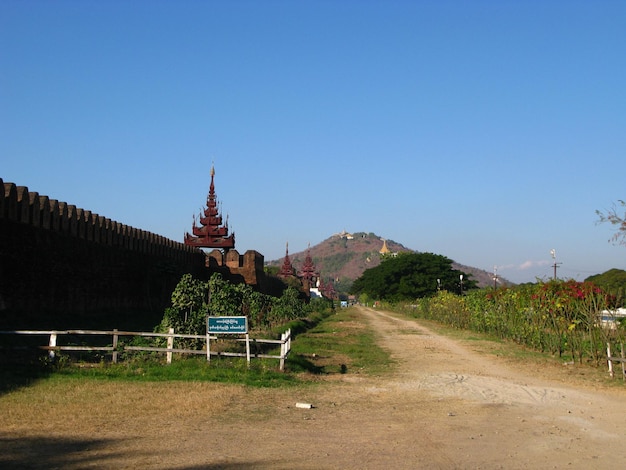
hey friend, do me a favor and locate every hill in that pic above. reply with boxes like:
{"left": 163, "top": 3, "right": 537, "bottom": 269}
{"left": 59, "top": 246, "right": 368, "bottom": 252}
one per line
{"left": 266, "top": 231, "right": 507, "bottom": 292}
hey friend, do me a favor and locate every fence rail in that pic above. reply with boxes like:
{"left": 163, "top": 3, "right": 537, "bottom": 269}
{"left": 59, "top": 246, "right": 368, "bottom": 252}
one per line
{"left": 0, "top": 328, "right": 292, "bottom": 371}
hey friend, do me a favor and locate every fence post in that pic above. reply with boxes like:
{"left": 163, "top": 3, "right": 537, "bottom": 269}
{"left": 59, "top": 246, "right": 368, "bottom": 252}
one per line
{"left": 206, "top": 332, "right": 211, "bottom": 363}
{"left": 112, "top": 329, "right": 119, "bottom": 364}
{"left": 49, "top": 333, "right": 57, "bottom": 359}
{"left": 619, "top": 343, "right": 626, "bottom": 380}
{"left": 279, "top": 331, "right": 286, "bottom": 371}
{"left": 608, "top": 343, "right": 614, "bottom": 378}
{"left": 167, "top": 328, "right": 174, "bottom": 364}
{"left": 245, "top": 334, "right": 250, "bottom": 368}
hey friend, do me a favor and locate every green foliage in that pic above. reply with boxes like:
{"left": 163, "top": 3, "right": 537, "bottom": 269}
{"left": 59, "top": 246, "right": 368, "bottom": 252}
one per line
{"left": 268, "top": 287, "right": 305, "bottom": 325}
{"left": 287, "top": 307, "right": 393, "bottom": 375}
{"left": 280, "top": 274, "right": 305, "bottom": 292}
{"left": 396, "top": 279, "right": 624, "bottom": 366}
{"left": 5, "top": 305, "right": 380, "bottom": 388}
{"left": 52, "top": 356, "right": 298, "bottom": 387}
{"left": 208, "top": 272, "right": 247, "bottom": 316}
{"left": 529, "top": 280, "right": 616, "bottom": 362}
{"left": 467, "top": 284, "right": 540, "bottom": 348}
{"left": 423, "top": 291, "right": 471, "bottom": 329}
{"left": 585, "top": 269, "right": 626, "bottom": 303}
{"left": 156, "top": 272, "right": 314, "bottom": 341}
{"left": 264, "top": 265, "right": 280, "bottom": 276}
{"left": 322, "top": 252, "right": 356, "bottom": 273}
{"left": 170, "top": 273, "right": 208, "bottom": 318}
{"left": 155, "top": 273, "right": 208, "bottom": 349}
{"left": 332, "top": 276, "right": 353, "bottom": 296}
{"left": 350, "top": 252, "right": 477, "bottom": 301}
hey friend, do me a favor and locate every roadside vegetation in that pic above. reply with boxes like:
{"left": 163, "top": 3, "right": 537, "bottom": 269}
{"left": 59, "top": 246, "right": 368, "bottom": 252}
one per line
{"left": 288, "top": 307, "right": 393, "bottom": 377}
{"left": 380, "top": 278, "right": 625, "bottom": 367}
{"left": 348, "top": 236, "right": 626, "bottom": 370}
{"left": 1, "top": 308, "right": 391, "bottom": 391}
{"left": 4, "top": 203, "right": 625, "bottom": 391}
{"left": 351, "top": 252, "right": 478, "bottom": 302}
{"left": 1, "top": 273, "right": 393, "bottom": 392}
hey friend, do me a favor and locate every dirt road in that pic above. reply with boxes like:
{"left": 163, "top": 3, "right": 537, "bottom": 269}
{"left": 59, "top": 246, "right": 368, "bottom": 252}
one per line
{"left": 3, "top": 306, "right": 626, "bottom": 469}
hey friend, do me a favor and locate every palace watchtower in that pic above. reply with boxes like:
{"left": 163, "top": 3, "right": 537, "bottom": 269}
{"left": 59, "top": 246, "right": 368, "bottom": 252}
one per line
{"left": 184, "top": 166, "right": 235, "bottom": 250}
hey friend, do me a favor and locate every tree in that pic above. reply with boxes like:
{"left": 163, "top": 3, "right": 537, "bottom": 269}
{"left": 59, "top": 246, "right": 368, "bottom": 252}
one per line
{"left": 350, "top": 252, "right": 477, "bottom": 301}
{"left": 169, "top": 273, "right": 208, "bottom": 322}
{"left": 155, "top": 273, "right": 208, "bottom": 349}
{"left": 208, "top": 272, "right": 245, "bottom": 317}
{"left": 268, "top": 286, "right": 306, "bottom": 325}
{"left": 208, "top": 272, "right": 274, "bottom": 328}
{"left": 596, "top": 200, "right": 626, "bottom": 246}
{"left": 585, "top": 268, "right": 626, "bottom": 303}
{"left": 157, "top": 272, "right": 312, "bottom": 338}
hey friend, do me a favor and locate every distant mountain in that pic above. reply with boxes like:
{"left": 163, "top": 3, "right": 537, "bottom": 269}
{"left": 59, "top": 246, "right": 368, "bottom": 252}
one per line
{"left": 266, "top": 231, "right": 508, "bottom": 291}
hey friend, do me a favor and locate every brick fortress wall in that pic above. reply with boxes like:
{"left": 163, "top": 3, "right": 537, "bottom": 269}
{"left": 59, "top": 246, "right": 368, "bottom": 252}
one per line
{"left": 0, "top": 178, "right": 267, "bottom": 330}
{"left": 207, "top": 249, "right": 266, "bottom": 290}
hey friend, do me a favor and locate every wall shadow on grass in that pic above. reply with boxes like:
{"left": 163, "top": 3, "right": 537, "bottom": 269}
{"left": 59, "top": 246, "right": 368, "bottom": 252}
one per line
{"left": 0, "top": 434, "right": 292, "bottom": 469}
{"left": 0, "top": 355, "right": 52, "bottom": 396}
{"left": 0, "top": 435, "right": 129, "bottom": 469}
{"left": 286, "top": 353, "right": 326, "bottom": 374}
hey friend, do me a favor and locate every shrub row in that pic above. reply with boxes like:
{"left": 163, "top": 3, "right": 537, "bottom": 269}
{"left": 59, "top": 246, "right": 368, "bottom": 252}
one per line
{"left": 391, "top": 280, "right": 625, "bottom": 365}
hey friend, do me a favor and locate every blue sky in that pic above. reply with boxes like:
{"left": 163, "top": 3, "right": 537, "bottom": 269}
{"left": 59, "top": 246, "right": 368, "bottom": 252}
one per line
{"left": 1, "top": 0, "right": 625, "bottom": 284}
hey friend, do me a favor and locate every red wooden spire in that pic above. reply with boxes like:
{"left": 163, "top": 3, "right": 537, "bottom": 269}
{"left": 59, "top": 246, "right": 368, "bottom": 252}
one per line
{"left": 184, "top": 165, "right": 235, "bottom": 250}
{"left": 279, "top": 242, "right": 295, "bottom": 277}
{"left": 299, "top": 244, "right": 317, "bottom": 283}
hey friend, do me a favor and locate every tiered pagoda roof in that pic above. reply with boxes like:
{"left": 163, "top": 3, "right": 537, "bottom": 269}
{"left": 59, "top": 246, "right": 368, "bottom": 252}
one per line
{"left": 298, "top": 244, "right": 318, "bottom": 283}
{"left": 279, "top": 242, "right": 295, "bottom": 277}
{"left": 184, "top": 166, "right": 235, "bottom": 250}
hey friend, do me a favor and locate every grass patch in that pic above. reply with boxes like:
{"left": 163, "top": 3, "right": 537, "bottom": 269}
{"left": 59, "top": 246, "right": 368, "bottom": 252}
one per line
{"left": 0, "top": 357, "right": 53, "bottom": 394}
{"left": 55, "top": 356, "right": 297, "bottom": 387}
{"left": 287, "top": 308, "right": 393, "bottom": 376}
{"left": 0, "top": 307, "right": 393, "bottom": 391}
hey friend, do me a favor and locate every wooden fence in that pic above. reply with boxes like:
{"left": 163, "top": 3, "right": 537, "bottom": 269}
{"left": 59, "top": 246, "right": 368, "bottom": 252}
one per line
{"left": 607, "top": 342, "right": 626, "bottom": 381}
{"left": 0, "top": 328, "right": 292, "bottom": 371}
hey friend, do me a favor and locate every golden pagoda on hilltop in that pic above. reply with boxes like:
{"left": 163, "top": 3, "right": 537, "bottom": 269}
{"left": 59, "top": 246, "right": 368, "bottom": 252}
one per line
{"left": 379, "top": 239, "right": 390, "bottom": 254}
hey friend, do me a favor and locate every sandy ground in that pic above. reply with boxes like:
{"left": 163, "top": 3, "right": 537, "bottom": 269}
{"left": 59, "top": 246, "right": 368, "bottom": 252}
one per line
{"left": 2, "top": 306, "right": 626, "bottom": 469}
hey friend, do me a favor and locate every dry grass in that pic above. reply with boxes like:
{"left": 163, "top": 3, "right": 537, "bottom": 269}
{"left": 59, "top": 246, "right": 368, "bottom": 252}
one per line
{"left": 3, "top": 307, "right": 626, "bottom": 469}
{"left": 0, "top": 380, "right": 250, "bottom": 434}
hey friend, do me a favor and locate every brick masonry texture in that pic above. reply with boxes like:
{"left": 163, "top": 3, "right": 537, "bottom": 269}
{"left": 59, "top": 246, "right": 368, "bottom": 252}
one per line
{"left": 0, "top": 178, "right": 269, "bottom": 330}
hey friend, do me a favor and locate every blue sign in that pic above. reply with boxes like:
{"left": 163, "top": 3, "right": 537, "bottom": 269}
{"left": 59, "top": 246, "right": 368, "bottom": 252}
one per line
{"left": 208, "top": 316, "right": 248, "bottom": 334}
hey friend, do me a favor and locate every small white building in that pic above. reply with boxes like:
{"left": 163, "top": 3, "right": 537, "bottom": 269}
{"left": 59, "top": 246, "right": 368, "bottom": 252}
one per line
{"left": 600, "top": 308, "right": 626, "bottom": 329}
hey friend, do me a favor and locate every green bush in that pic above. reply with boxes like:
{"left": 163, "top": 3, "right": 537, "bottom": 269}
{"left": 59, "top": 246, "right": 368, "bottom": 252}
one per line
{"left": 155, "top": 273, "right": 208, "bottom": 349}
{"left": 156, "top": 273, "right": 313, "bottom": 340}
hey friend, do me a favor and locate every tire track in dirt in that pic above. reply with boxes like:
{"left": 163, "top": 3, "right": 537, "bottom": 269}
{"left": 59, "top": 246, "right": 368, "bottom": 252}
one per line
{"left": 361, "top": 307, "right": 586, "bottom": 406}
{"left": 357, "top": 306, "right": 626, "bottom": 458}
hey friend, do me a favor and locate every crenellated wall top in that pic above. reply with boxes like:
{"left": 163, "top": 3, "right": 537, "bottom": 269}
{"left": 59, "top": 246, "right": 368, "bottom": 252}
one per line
{"left": 1, "top": 178, "right": 199, "bottom": 257}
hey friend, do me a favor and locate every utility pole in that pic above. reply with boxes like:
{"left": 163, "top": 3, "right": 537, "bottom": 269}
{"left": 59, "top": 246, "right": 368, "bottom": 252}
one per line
{"left": 550, "top": 249, "right": 561, "bottom": 280}
{"left": 493, "top": 266, "right": 498, "bottom": 290}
